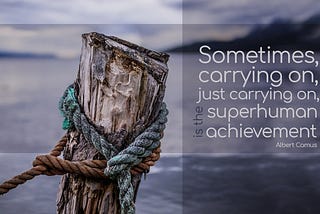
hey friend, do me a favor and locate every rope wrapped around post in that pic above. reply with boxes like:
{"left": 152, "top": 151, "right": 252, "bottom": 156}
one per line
{"left": 60, "top": 84, "right": 168, "bottom": 214}
{"left": 0, "top": 84, "right": 168, "bottom": 214}
{"left": 0, "top": 135, "right": 161, "bottom": 195}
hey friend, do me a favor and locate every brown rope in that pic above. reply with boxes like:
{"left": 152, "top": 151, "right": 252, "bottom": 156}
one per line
{"left": 0, "top": 135, "right": 161, "bottom": 195}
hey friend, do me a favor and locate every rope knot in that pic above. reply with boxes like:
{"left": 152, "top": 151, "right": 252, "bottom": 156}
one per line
{"left": 59, "top": 84, "right": 168, "bottom": 214}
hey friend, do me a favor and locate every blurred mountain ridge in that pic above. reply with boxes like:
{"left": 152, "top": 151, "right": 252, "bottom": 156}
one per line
{"left": 168, "top": 13, "right": 320, "bottom": 52}
{"left": 0, "top": 51, "right": 57, "bottom": 59}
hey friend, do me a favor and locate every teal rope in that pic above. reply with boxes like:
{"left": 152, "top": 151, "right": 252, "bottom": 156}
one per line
{"left": 59, "top": 84, "right": 168, "bottom": 214}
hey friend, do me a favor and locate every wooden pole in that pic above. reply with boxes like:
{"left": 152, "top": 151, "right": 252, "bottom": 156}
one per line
{"left": 56, "top": 32, "right": 169, "bottom": 214}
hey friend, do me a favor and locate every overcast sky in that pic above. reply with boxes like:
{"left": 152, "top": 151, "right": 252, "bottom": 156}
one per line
{"left": 0, "top": 0, "right": 182, "bottom": 24}
{"left": 0, "top": 0, "right": 319, "bottom": 58}
{"left": 183, "top": 0, "right": 320, "bottom": 24}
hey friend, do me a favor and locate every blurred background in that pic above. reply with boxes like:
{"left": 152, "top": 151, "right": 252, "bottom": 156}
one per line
{"left": 0, "top": 0, "right": 320, "bottom": 214}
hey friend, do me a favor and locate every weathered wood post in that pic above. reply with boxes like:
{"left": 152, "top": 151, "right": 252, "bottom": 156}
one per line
{"left": 56, "top": 32, "right": 169, "bottom": 214}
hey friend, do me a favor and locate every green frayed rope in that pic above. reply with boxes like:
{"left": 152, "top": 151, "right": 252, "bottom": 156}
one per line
{"left": 59, "top": 84, "right": 168, "bottom": 214}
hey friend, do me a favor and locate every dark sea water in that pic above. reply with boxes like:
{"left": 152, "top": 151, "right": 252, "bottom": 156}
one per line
{"left": 1, "top": 57, "right": 320, "bottom": 213}
{"left": 183, "top": 154, "right": 320, "bottom": 214}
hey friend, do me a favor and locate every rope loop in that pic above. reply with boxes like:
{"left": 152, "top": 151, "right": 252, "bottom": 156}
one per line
{"left": 59, "top": 84, "right": 168, "bottom": 214}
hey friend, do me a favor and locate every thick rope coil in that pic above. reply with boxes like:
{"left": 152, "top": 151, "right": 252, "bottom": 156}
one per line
{"left": 0, "top": 136, "right": 161, "bottom": 195}
{"left": 58, "top": 84, "right": 168, "bottom": 214}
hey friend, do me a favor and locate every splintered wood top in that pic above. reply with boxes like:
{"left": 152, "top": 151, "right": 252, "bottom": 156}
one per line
{"left": 77, "top": 32, "right": 169, "bottom": 149}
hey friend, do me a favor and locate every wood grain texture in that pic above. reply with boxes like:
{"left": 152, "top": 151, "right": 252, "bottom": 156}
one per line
{"left": 56, "top": 32, "right": 169, "bottom": 214}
